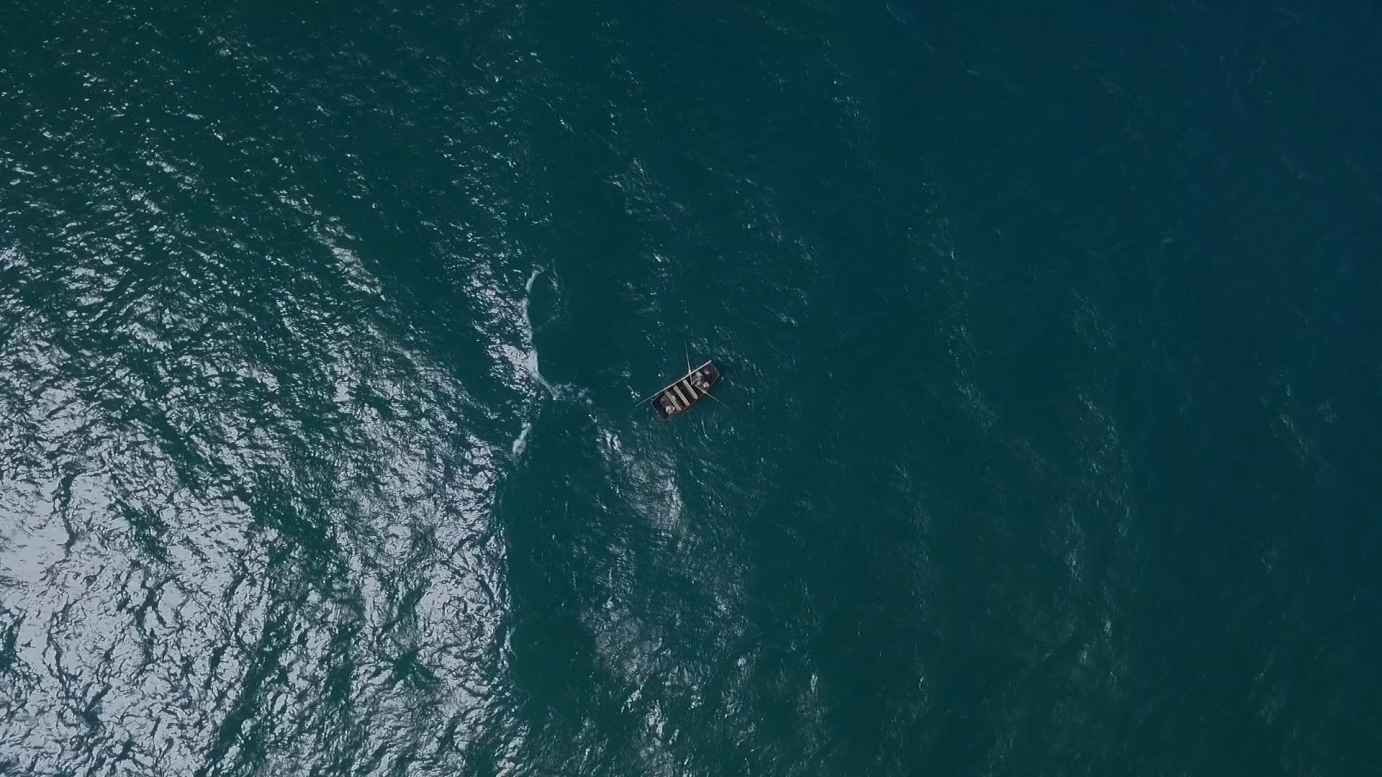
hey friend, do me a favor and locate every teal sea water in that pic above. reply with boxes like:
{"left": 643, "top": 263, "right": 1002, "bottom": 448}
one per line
{"left": 2, "top": 1, "right": 1380, "bottom": 774}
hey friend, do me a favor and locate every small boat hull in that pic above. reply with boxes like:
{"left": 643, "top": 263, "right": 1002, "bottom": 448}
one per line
{"left": 651, "top": 360, "right": 721, "bottom": 420}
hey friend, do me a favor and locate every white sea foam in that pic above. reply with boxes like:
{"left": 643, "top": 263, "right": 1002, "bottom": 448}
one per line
{"left": 518, "top": 267, "right": 558, "bottom": 397}
{"left": 507, "top": 266, "right": 591, "bottom": 460}
{"left": 511, "top": 419, "right": 533, "bottom": 457}
{"left": 512, "top": 265, "right": 588, "bottom": 406}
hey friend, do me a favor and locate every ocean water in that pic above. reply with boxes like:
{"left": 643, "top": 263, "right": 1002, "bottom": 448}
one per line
{"left": 2, "top": 1, "right": 1380, "bottom": 775}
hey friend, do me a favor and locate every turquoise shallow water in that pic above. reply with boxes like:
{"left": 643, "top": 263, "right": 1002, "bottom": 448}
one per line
{"left": 2, "top": 1, "right": 1381, "bottom": 775}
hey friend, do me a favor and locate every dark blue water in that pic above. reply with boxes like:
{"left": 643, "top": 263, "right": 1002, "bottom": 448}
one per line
{"left": 1, "top": 0, "right": 1380, "bottom": 774}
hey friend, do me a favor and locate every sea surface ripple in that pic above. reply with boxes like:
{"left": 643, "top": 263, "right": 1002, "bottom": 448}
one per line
{"left": 2, "top": 1, "right": 1381, "bottom": 776}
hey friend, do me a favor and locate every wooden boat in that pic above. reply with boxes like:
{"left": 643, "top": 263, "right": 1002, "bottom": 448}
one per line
{"left": 650, "top": 360, "right": 721, "bottom": 420}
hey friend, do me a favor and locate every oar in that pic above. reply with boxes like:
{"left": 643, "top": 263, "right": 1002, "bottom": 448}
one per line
{"left": 629, "top": 387, "right": 665, "bottom": 410}
{"left": 699, "top": 389, "right": 732, "bottom": 410}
